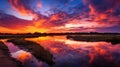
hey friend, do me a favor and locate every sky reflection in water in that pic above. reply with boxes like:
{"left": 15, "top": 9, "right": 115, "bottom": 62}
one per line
{"left": 4, "top": 36, "right": 120, "bottom": 67}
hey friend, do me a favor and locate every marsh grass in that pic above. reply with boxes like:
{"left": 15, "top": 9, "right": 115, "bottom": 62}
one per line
{"left": 67, "top": 35, "right": 120, "bottom": 44}
{"left": 7, "top": 38, "right": 55, "bottom": 65}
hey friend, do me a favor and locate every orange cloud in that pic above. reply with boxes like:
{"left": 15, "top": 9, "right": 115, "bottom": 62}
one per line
{"left": 8, "top": 0, "right": 39, "bottom": 20}
{"left": 8, "top": 0, "right": 30, "bottom": 15}
{"left": 0, "top": 26, "right": 25, "bottom": 33}
{"left": 23, "top": 26, "right": 49, "bottom": 33}
{"left": 34, "top": 19, "right": 47, "bottom": 27}
{"left": 3, "top": 0, "right": 120, "bottom": 33}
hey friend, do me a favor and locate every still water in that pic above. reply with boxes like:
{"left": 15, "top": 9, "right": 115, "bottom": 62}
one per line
{"left": 3, "top": 36, "right": 120, "bottom": 67}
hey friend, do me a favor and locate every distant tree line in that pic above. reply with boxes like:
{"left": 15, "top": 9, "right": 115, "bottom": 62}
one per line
{"left": 0, "top": 32, "right": 120, "bottom": 35}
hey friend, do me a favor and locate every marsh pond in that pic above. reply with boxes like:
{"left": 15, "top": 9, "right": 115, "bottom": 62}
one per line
{"left": 1, "top": 35, "right": 120, "bottom": 67}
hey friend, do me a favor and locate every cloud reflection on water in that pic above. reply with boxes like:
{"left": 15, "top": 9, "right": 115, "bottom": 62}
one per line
{"left": 26, "top": 36, "right": 120, "bottom": 67}
{"left": 4, "top": 36, "right": 120, "bottom": 67}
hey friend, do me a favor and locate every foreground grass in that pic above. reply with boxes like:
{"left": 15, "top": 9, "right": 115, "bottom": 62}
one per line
{"left": 67, "top": 35, "right": 120, "bottom": 44}
{"left": 7, "top": 38, "right": 55, "bottom": 65}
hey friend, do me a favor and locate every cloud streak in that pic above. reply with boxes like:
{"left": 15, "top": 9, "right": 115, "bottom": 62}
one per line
{"left": 0, "top": 0, "right": 119, "bottom": 33}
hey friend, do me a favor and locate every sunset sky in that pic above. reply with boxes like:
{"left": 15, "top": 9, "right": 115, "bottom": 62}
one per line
{"left": 0, "top": 0, "right": 120, "bottom": 33}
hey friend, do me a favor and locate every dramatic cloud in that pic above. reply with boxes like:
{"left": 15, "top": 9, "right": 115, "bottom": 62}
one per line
{"left": 0, "top": 12, "right": 32, "bottom": 28}
{"left": 84, "top": 0, "right": 120, "bottom": 23}
{"left": 8, "top": 0, "right": 41, "bottom": 20}
{"left": 0, "top": 0, "right": 119, "bottom": 33}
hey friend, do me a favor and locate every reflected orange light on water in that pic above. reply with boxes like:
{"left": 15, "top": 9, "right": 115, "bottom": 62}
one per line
{"left": 11, "top": 36, "right": 120, "bottom": 67}
{"left": 26, "top": 36, "right": 112, "bottom": 54}
{"left": 55, "top": 38, "right": 111, "bottom": 49}
{"left": 18, "top": 51, "right": 32, "bottom": 62}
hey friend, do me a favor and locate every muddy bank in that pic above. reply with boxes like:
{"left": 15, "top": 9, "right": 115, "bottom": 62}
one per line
{"left": 7, "top": 38, "right": 55, "bottom": 66}
{"left": 0, "top": 41, "right": 22, "bottom": 67}
{"left": 67, "top": 35, "right": 120, "bottom": 44}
